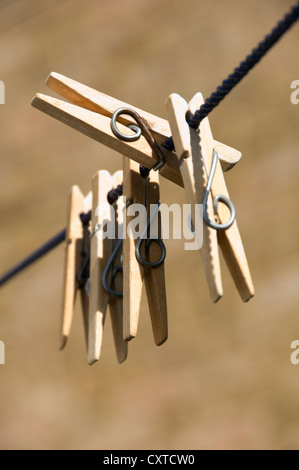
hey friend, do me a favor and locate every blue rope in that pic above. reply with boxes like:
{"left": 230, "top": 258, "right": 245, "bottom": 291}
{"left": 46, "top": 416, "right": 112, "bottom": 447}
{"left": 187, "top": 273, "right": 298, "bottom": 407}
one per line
{"left": 107, "top": 184, "right": 123, "bottom": 205}
{"left": 1, "top": 2, "right": 299, "bottom": 287}
{"left": 164, "top": 1, "right": 299, "bottom": 151}
{"left": 107, "top": 165, "right": 150, "bottom": 205}
{"left": 0, "top": 229, "right": 66, "bottom": 287}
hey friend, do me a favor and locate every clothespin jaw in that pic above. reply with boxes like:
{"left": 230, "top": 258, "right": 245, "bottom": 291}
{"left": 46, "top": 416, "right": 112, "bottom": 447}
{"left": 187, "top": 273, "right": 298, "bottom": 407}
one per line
{"left": 60, "top": 186, "right": 91, "bottom": 350}
{"left": 166, "top": 92, "right": 255, "bottom": 302}
{"left": 31, "top": 72, "right": 242, "bottom": 189}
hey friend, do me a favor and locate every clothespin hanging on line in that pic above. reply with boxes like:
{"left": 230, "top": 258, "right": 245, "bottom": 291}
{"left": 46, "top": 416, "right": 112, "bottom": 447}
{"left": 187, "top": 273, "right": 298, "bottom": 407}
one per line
{"left": 166, "top": 93, "right": 255, "bottom": 302}
{"left": 122, "top": 157, "right": 168, "bottom": 345}
{"left": 32, "top": 72, "right": 254, "bottom": 302}
{"left": 108, "top": 172, "right": 128, "bottom": 362}
{"left": 32, "top": 72, "right": 241, "bottom": 186}
{"left": 60, "top": 186, "right": 92, "bottom": 350}
{"left": 88, "top": 170, "right": 128, "bottom": 365}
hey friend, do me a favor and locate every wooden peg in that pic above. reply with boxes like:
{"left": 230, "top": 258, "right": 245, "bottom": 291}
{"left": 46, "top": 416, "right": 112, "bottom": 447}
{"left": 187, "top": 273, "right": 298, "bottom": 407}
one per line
{"left": 108, "top": 171, "right": 128, "bottom": 364}
{"left": 32, "top": 74, "right": 242, "bottom": 188}
{"left": 44, "top": 72, "right": 242, "bottom": 171}
{"left": 32, "top": 94, "right": 183, "bottom": 187}
{"left": 143, "top": 171, "right": 168, "bottom": 345}
{"left": 122, "top": 157, "right": 144, "bottom": 341}
{"left": 45, "top": 72, "right": 171, "bottom": 147}
{"left": 60, "top": 185, "right": 85, "bottom": 350}
{"left": 88, "top": 171, "right": 113, "bottom": 365}
{"left": 166, "top": 94, "right": 223, "bottom": 303}
{"left": 189, "top": 93, "right": 255, "bottom": 302}
{"left": 60, "top": 187, "right": 92, "bottom": 350}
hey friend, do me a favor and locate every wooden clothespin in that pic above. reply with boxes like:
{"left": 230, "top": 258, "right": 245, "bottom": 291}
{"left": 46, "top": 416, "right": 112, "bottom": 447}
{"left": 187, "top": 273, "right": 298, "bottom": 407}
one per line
{"left": 122, "top": 158, "right": 144, "bottom": 341}
{"left": 108, "top": 170, "right": 128, "bottom": 364}
{"left": 32, "top": 72, "right": 242, "bottom": 189}
{"left": 143, "top": 169, "right": 168, "bottom": 346}
{"left": 166, "top": 93, "right": 255, "bottom": 302}
{"left": 88, "top": 170, "right": 127, "bottom": 365}
{"left": 32, "top": 73, "right": 253, "bottom": 302}
{"left": 60, "top": 186, "right": 92, "bottom": 350}
{"left": 123, "top": 158, "right": 168, "bottom": 345}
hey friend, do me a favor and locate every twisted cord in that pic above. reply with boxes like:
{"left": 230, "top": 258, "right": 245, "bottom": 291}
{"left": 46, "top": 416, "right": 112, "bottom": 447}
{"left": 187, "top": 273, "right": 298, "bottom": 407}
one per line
{"left": 164, "top": 1, "right": 299, "bottom": 151}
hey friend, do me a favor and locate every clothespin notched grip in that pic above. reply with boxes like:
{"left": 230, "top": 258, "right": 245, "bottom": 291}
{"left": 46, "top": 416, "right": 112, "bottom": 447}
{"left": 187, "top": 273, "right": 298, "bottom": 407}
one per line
{"left": 166, "top": 92, "right": 254, "bottom": 302}
{"left": 190, "top": 92, "right": 255, "bottom": 302}
{"left": 166, "top": 93, "right": 223, "bottom": 303}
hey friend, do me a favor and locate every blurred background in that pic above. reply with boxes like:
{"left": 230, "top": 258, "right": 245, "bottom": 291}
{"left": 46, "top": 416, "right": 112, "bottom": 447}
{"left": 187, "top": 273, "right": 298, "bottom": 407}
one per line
{"left": 0, "top": 0, "right": 299, "bottom": 450}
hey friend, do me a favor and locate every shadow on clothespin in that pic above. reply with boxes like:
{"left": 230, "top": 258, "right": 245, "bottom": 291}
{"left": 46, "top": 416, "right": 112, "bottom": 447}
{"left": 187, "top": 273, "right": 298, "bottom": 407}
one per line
{"left": 106, "top": 170, "right": 128, "bottom": 364}
{"left": 166, "top": 93, "right": 255, "bottom": 302}
{"left": 60, "top": 186, "right": 92, "bottom": 350}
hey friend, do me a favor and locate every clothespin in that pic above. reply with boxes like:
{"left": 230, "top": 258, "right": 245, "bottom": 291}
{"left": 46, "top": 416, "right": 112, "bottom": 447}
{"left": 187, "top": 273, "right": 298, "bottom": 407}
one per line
{"left": 60, "top": 186, "right": 92, "bottom": 350}
{"left": 32, "top": 73, "right": 253, "bottom": 301}
{"left": 123, "top": 158, "right": 168, "bottom": 344}
{"left": 88, "top": 170, "right": 127, "bottom": 365}
{"left": 143, "top": 169, "right": 168, "bottom": 345}
{"left": 32, "top": 72, "right": 242, "bottom": 190}
{"left": 122, "top": 158, "right": 144, "bottom": 341}
{"left": 166, "top": 93, "right": 255, "bottom": 302}
{"left": 107, "top": 170, "right": 128, "bottom": 364}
